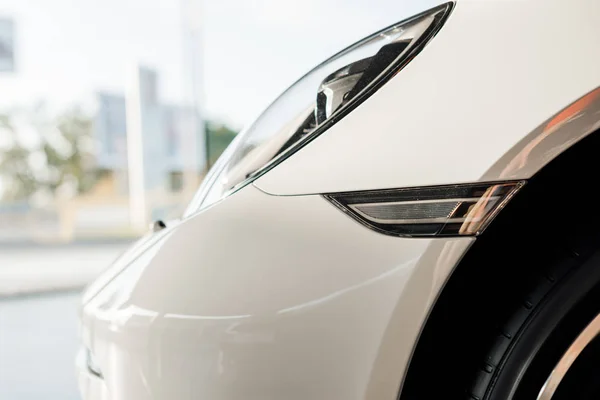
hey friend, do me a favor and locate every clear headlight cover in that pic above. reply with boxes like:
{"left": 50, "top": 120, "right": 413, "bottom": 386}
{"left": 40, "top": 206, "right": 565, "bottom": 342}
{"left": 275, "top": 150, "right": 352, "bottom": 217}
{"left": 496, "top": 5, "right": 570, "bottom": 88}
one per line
{"left": 185, "top": 3, "right": 453, "bottom": 216}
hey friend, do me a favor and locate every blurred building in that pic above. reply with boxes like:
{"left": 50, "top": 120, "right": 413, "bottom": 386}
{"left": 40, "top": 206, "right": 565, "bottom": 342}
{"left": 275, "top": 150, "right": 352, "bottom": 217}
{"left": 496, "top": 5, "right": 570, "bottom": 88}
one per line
{"left": 0, "top": 18, "right": 14, "bottom": 72}
{"left": 96, "top": 70, "right": 205, "bottom": 190}
{"left": 0, "top": 3, "right": 207, "bottom": 242}
{"left": 80, "top": 66, "right": 205, "bottom": 236}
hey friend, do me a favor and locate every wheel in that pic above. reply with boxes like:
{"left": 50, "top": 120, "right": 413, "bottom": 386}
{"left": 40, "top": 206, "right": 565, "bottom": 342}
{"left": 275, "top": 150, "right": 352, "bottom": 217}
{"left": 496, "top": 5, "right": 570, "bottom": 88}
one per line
{"left": 468, "top": 245, "right": 600, "bottom": 400}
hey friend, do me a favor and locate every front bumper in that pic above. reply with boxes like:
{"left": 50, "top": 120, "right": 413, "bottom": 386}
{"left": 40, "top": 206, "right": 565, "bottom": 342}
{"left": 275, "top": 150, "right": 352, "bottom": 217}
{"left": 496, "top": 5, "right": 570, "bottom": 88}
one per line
{"left": 79, "top": 184, "right": 472, "bottom": 400}
{"left": 76, "top": 348, "right": 110, "bottom": 400}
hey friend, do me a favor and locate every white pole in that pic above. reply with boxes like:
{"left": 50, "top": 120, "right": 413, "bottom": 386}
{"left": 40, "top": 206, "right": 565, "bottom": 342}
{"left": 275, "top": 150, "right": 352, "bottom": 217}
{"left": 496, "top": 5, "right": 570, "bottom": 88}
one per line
{"left": 180, "top": 0, "right": 207, "bottom": 176}
{"left": 126, "top": 64, "right": 147, "bottom": 232}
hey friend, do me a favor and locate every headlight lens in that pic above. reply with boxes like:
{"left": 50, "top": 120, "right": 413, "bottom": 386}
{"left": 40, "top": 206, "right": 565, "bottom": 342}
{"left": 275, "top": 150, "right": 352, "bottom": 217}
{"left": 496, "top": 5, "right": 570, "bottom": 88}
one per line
{"left": 185, "top": 3, "right": 453, "bottom": 215}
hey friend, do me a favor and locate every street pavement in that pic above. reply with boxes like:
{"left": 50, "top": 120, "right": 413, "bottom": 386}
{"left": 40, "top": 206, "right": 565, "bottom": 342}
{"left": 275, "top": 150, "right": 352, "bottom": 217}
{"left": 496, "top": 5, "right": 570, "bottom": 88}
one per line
{"left": 0, "top": 291, "right": 81, "bottom": 400}
{"left": 0, "top": 242, "right": 132, "bottom": 296}
{"left": 0, "top": 242, "right": 134, "bottom": 398}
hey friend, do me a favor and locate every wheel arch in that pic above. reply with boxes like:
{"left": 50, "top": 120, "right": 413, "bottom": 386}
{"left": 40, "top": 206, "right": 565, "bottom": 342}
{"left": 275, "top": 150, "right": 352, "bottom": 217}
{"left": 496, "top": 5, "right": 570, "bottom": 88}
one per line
{"left": 399, "top": 86, "right": 600, "bottom": 400}
{"left": 480, "top": 87, "right": 600, "bottom": 183}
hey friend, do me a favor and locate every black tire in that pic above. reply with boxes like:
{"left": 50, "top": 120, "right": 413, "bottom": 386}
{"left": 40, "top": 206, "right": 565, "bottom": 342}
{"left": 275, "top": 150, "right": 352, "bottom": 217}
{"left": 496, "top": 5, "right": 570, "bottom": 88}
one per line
{"left": 467, "top": 246, "right": 600, "bottom": 400}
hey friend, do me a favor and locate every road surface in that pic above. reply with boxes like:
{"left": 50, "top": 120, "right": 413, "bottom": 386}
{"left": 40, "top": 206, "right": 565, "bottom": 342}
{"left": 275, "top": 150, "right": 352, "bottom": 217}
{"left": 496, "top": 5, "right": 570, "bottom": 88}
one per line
{"left": 0, "top": 291, "right": 81, "bottom": 400}
{"left": 0, "top": 241, "right": 131, "bottom": 296}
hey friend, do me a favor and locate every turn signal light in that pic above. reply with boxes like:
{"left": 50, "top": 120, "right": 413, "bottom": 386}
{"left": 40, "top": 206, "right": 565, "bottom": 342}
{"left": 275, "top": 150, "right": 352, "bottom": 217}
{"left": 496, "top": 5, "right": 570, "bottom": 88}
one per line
{"left": 324, "top": 182, "right": 525, "bottom": 237}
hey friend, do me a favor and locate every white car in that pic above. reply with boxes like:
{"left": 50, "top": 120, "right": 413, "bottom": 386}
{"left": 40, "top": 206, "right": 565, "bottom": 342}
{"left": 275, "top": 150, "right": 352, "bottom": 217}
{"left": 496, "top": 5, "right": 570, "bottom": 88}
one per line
{"left": 76, "top": 1, "right": 600, "bottom": 399}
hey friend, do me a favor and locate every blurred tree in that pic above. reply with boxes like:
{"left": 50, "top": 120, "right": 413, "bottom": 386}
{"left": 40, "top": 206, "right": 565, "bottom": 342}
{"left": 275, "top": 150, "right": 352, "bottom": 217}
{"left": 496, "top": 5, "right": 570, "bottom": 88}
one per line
{"left": 205, "top": 120, "right": 238, "bottom": 167}
{"left": 0, "top": 106, "right": 97, "bottom": 205}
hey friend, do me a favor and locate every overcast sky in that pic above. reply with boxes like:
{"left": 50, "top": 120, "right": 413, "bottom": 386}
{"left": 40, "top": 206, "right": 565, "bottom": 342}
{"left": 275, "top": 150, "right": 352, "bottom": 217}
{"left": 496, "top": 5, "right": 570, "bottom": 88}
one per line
{"left": 0, "top": 0, "right": 439, "bottom": 129}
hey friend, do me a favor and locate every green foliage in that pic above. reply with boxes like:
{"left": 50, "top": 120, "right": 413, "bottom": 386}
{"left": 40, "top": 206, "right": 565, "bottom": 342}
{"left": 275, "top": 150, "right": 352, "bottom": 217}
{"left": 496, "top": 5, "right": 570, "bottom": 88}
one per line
{"left": 205, "top": 120, "right": 238, "bottom": 167}
{"left": 0, "top": 109, "right": 238, "bottom": 204}
{"left": 0, "top": 107, "right": 97, "bottom": 203}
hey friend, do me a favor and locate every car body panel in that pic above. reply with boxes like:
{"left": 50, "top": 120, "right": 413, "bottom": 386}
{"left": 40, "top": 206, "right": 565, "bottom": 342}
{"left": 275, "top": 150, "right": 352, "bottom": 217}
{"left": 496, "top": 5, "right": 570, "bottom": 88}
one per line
{"left": 81, "top": 224, "right": 180, "bottom": 305}
{"left": 76, "top": 349, "right": 110, "bottom": 400}
{"left": 80, "top": 185, "right": 472, "bottom": 400}
{"left": 254, "top": 0, "right": 600, "bottom": 196}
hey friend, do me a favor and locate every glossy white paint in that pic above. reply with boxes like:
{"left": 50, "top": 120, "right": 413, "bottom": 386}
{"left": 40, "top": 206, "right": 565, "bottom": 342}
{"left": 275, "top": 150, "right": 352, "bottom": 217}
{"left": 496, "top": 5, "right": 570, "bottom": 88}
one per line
{"left": 79, "top": 1, "right": 600, "bottom": 399}
{"left": 76, "top": 349, "right": 110, "bottom": 400}
{"left": 255, "top": 0, "right": 600, "bottom": 196}
{"left": 80, "top": 185, "right": 472, "bottom": 400}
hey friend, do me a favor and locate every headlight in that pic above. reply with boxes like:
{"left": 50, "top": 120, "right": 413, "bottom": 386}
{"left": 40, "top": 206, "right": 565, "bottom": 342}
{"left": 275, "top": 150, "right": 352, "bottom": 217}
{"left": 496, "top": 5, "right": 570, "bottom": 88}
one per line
{"left": 185, "top": 3, "right": 453, "bottom": 215}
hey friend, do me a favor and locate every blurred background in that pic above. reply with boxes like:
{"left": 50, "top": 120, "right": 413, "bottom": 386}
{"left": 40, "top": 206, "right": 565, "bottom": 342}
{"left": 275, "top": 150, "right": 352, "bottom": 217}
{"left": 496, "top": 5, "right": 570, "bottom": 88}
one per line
{"left": 0, "top": 0, "right": 436, "bottom": 398}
